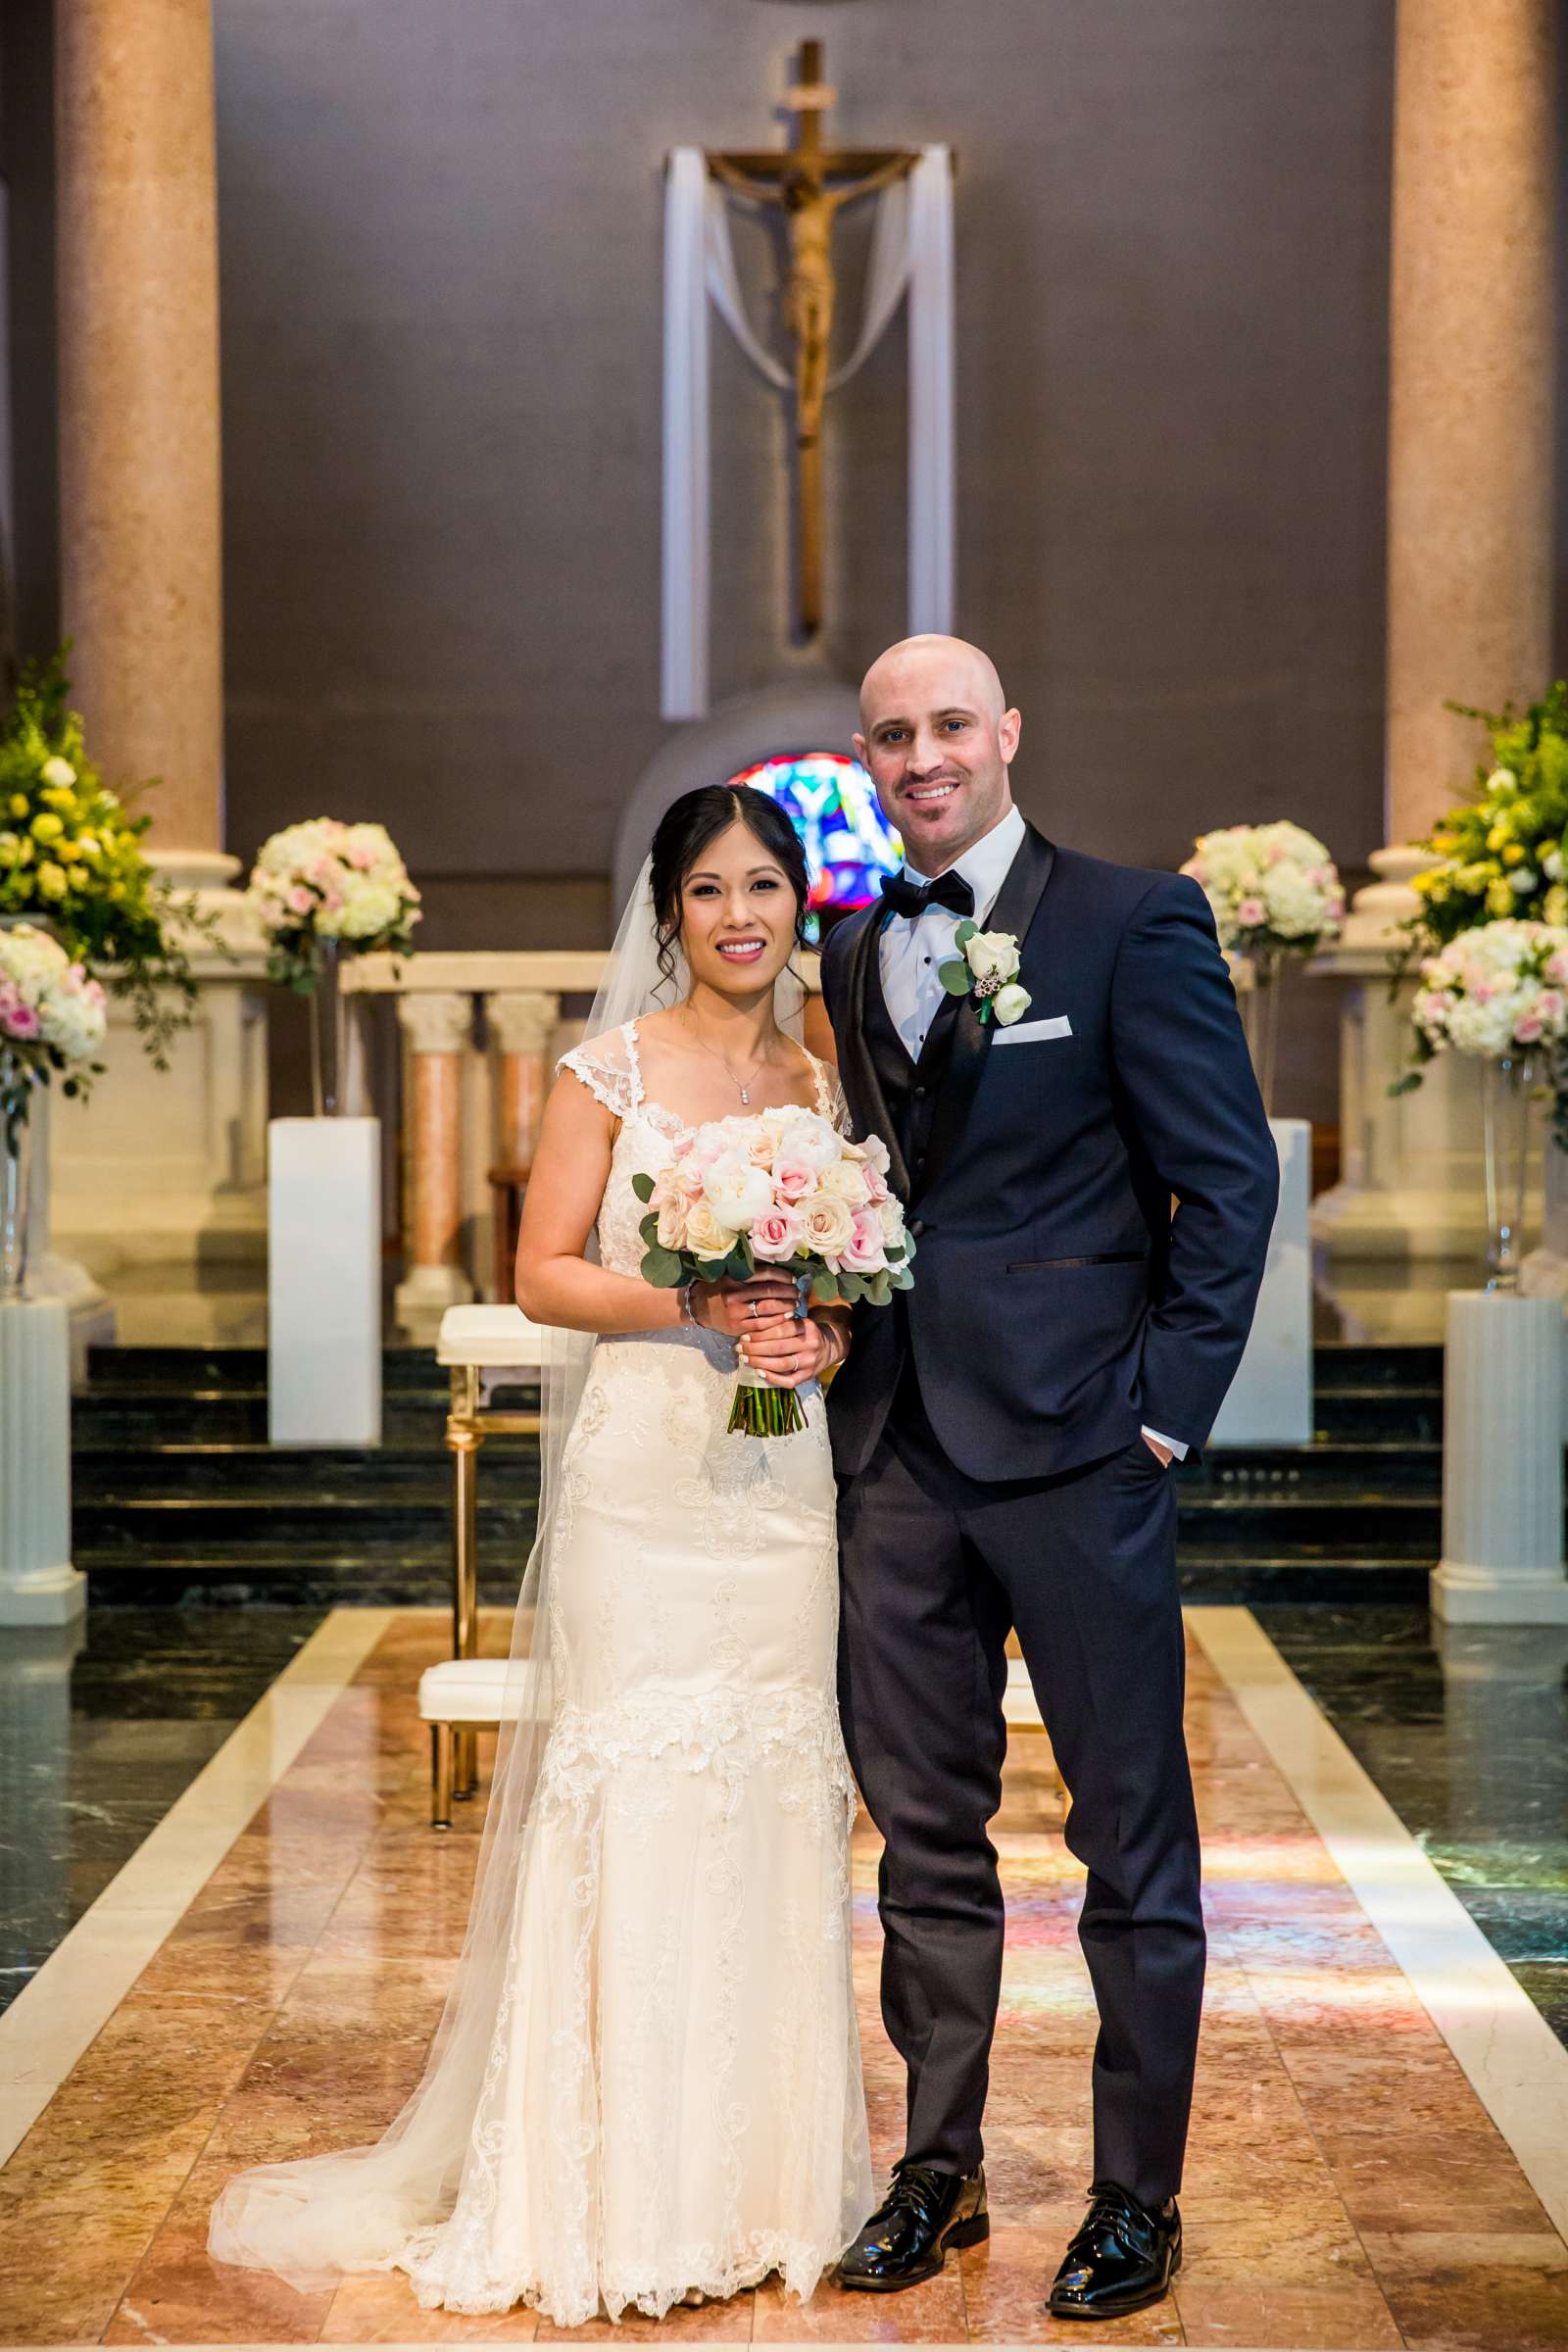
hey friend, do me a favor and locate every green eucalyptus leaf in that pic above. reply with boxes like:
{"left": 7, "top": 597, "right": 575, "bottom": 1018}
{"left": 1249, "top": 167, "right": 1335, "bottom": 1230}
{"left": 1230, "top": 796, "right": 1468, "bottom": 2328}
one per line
{"left": 955, "top": 918, "right": 977, "bottom": 946}
{"left": 641, "top": 1245, "right": 685, "bottom": 1287}
{"left": 938, "top": 958, "right": 971, "bottom": 997}
{"left": 810, "top": 1269, "right": 841, "bottom": 1304}
{"left": 630, "top": 1171, "right": 656, "bottom": 1204}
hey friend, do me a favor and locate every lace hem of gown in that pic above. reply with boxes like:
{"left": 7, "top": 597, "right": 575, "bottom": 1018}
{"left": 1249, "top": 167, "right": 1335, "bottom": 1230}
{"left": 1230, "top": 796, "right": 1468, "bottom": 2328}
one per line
{"left": 389, "top": 2223, "right": 839, "bottom": 2327}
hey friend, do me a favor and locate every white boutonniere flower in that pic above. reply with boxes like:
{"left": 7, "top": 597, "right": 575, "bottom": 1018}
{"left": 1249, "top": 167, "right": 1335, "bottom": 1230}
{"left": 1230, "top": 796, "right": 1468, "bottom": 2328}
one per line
{"left": 937, "top": 921, "right": 1033, "bottom": 1026}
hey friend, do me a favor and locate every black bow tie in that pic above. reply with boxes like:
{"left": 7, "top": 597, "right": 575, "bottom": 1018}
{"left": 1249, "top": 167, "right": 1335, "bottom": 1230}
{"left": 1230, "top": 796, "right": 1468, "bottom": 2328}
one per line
{"left": 879, "top": 869, "right": 976, "bottom": 921}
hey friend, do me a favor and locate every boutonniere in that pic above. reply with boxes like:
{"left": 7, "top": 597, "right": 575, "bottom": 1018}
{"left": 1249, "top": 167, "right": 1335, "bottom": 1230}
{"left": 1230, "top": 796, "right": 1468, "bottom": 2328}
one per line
{"left": 938, "top": 922, "right": 1032, "bottom": 1026}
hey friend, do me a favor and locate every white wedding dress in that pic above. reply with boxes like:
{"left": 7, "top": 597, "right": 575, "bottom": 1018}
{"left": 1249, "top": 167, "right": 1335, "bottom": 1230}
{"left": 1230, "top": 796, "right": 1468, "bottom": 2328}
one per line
{"left": 210, "top": 1020, "right": 870, "bottom": 2327}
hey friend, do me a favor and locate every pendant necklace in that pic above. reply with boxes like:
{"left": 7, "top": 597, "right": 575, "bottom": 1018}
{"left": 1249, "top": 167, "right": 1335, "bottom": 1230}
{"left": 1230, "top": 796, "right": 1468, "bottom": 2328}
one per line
{"left": 684, "top": 1010, "right": 769, "bottom": 1105}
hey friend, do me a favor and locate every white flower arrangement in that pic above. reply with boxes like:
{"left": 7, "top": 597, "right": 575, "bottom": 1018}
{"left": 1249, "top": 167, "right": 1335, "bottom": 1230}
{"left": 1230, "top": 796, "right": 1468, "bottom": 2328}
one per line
{"left": 1408, "top": 920, "right": 1568, "bottom": 1064}
{"left": 1180, "top": 822, "right": 1346, "bottom": 957}
{"left": 937, "top": 923, "right": 1032, "bottom": 1025}
{"left": 247, "top": 818, "right": 421, "bottom": 989}
{"left": 0, "top": 921, "right": 108, "bottom": 1143}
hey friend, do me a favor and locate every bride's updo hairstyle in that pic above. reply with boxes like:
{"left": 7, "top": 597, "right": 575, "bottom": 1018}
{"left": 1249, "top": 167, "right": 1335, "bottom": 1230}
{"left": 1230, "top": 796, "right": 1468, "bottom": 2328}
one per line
{"left": 649, "top": 783, "right": 811, "bottom": 989}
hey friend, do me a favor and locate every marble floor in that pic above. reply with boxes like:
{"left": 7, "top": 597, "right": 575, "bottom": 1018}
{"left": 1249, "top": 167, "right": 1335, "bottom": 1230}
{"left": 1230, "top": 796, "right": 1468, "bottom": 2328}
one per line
{"left": 2, "top": 1608, "right": 1567, "bottom": 2348}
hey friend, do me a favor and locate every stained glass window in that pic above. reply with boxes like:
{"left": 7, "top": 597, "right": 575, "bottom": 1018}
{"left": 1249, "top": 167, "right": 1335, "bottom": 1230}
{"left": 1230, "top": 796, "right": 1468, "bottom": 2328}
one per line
{"left": 727, "top": 753, "right": 901, "bottom": 938}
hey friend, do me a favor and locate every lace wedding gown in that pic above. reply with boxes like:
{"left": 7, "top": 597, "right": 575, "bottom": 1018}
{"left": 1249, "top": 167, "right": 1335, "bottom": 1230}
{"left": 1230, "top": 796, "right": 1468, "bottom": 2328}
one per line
{"left": 209, "top": 1023, "right": 869, "bottom": 2326}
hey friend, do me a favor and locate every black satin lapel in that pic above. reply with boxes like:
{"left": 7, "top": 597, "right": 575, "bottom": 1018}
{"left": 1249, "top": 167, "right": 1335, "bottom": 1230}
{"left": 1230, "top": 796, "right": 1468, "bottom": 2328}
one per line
{"left": 843, "top": 907, "right": 911, "bottom": 1201}
{"left": 916, "top": 826, "right": 1057, "bottom": 1202}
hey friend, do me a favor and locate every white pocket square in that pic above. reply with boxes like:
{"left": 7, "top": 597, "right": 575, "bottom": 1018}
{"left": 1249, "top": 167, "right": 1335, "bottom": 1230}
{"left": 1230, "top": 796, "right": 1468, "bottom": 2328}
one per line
{"left": 993, "top": 1014, "right": 1072, "bottom": 1046}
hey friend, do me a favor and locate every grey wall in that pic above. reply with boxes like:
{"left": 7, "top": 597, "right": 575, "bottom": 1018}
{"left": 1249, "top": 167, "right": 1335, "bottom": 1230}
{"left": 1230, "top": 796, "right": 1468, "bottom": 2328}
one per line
{"left": 3, "top": 0, "right": 1417, "bottom": 1117}
{"left": 212, "top": 0, "right": 1396, "bottom": 905}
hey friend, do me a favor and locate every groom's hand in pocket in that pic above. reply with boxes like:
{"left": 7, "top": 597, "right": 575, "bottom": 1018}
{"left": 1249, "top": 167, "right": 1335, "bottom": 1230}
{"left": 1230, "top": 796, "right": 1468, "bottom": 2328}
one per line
{"left": 695, "top": 1272, "right": 800, "bottom": 1341}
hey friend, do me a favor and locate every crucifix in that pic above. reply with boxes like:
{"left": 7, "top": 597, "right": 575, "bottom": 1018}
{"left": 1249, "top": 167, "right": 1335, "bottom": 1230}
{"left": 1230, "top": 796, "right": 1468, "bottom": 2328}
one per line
{"left": 709, "top": 42, "right": 919, "bottom": 638}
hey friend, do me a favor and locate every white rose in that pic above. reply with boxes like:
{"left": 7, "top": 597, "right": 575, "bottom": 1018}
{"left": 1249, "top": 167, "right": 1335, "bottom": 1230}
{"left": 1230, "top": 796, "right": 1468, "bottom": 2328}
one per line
{"left": 683, "top": 1198, "right": 736, "bottom": 1261}
{"left": 993, "top": 982, "right": 1032, "bottom": 1026}
{"left": 816, "top": 1157, "right": 870, "bottom": 1205}
{"left": 965, "top": 929, "right": 1021, "bottom": 984}
{"left": 40, "top": 757, "right": 75, "bottom": 790}
{"left": 775, "top": 1115, "right": 840, "bottom": 1175}
{"left": 703, "top": 1153, "right": 775, "bottom": 1231}
{"left": 800, "top": 1193, "right": 856, "bottom": 1260}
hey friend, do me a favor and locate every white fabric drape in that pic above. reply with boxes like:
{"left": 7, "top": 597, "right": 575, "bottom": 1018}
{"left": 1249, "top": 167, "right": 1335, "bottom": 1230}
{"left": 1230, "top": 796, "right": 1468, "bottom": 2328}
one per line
{"left": 662, "top": 143, "right": 956, "bottom": 720}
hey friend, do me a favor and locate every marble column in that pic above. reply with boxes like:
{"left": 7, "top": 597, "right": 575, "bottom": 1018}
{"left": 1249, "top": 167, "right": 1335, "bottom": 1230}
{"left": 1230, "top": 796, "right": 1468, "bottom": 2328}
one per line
{"left": 1312, "top": 0, "right": 1557, "bottom": 1270}
{"left": 49, "top": 0, "right": 270, "bottom": 1287}
{"left": 487, "top": 992, "right": 562, "bottom": 1177}
{"left": 396, "top": 994, "right": 475, "bottom": 1320}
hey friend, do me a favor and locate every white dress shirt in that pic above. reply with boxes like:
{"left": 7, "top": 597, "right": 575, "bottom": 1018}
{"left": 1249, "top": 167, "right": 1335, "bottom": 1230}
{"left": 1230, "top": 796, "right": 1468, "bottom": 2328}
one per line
{"left": 879, "top": 805, "right": 1027, "bottom": 1058}
{"left": 876, "top": 804, "right": 1185, "bottom": 1463}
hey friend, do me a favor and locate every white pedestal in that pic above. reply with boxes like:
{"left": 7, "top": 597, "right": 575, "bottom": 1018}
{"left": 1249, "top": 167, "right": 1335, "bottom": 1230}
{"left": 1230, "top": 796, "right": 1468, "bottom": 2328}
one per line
{"left": 268, "top": 1118, "right": 382, "bottom": 1446}
{"left": 1209, "top": 1118, "right": 1312, "bottom": 1446}
{"left": 0, "top": 1298, "right": 88, "bottom": 1625}
{"left": 1432, "top": 1291, "right": 1568, "bottom": 1624}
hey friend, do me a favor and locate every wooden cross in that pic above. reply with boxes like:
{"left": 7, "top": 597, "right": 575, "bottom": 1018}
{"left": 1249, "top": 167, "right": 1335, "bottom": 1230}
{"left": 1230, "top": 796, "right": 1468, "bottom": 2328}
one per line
{"left": 709, "top": 43, "right": 918, "bottom": 638}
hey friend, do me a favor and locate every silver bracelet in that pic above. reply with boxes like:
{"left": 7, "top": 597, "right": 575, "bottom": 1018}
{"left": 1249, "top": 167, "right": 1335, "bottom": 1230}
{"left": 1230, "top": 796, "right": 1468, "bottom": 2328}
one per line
{"left": 677, "top": 1281, "right": 699, "bottom": 1329}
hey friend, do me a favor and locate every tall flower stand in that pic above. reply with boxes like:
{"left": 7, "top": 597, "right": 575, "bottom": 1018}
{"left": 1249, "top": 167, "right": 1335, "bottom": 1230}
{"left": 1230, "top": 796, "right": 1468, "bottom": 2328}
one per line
{"left": 1209, "top": 1118, "right": 1312, "bottom": 1446}
{"left": 1432, "top": 1292, "right": 1568, "bottom": 1624}
{"left": 0, "top": 1296, "right": 87, "bottom": 1625}
{"left": 268, "top": 1118, "right": 382, "bottom": 1446}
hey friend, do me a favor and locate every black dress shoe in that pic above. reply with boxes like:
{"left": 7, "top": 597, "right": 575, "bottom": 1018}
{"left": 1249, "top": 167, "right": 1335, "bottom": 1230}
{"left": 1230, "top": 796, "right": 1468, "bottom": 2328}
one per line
{"left": 837, "top": 2160, "right": 989, "bottom": 2291}
{"left": 1047, "top": 2180, "right": 1181, "bottom": 2320}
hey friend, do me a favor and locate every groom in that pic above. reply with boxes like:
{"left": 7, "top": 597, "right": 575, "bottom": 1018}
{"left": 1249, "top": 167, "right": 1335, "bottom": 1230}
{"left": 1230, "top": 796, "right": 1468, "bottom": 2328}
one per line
{"left": 820, "top": 636, "right": 1277, "bottom": 2321}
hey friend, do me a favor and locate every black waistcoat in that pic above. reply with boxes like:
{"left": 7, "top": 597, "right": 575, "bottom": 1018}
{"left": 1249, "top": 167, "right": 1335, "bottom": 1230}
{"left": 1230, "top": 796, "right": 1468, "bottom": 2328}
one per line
{"left": 860, "top": 915, "right": 961, "bottom": 1202}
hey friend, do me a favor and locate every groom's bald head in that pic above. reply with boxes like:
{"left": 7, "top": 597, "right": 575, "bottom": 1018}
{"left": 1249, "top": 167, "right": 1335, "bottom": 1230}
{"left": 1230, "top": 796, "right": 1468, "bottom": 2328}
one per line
{"left": 858, "top": 635, "right": 1007, "bottom": 729}
{"left": 855, "top": 635, "right": 1020, "bottom": 876}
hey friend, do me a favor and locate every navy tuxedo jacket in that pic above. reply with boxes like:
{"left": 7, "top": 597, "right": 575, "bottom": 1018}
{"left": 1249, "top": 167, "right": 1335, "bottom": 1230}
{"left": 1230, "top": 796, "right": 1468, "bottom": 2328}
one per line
{"left": 819, "top": 823, "right": 1279, "bottom": 1482}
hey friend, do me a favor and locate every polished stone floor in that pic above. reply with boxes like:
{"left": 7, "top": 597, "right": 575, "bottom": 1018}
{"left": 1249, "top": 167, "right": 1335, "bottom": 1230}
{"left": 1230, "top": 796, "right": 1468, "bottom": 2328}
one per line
{"left": 1260, "top": 1606, "right": 1568, "bottom": 2052}
{"left": 2, "top": 1606, "right": 1567, "bottom": 2347}
{"left": 0, "top": 1609, "right": 325, "bottom": 2017}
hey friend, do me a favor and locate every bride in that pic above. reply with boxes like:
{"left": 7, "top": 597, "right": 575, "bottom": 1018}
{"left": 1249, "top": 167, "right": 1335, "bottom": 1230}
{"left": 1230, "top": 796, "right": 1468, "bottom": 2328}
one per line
{"left": 208, "top": 783, "right": 871, "bottom": 2325}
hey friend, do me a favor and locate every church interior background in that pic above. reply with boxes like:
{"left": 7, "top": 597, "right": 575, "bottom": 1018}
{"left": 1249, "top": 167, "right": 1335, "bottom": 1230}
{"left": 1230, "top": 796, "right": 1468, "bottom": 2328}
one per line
{"left": 3, "top": 0, "right": 1568, "bottom": 2344}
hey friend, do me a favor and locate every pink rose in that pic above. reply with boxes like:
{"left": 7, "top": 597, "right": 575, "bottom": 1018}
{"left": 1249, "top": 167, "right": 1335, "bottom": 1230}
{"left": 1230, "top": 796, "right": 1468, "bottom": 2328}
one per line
{"left": 349, "top": 843, "right": 376, "bottom": 870}
{"left": 287, "top": 885, "right": 315, "bottom": 915}
{"left": 1538, "top": 991, "right": 1565, "bottom": 1025}
{"left": 839, "top": 1206, "right": 888, "bottom": 1275}
{"left": 648, "top": 1164, "right": 681, "bottom": 1211}
{"left": 0, "top": 984, "right": 22, "bottom": 1023}
{"left": 1547, "top": 952, "right": 1568, "bottom": 986}
{"left": 862, "top": 1160, "right": 891, "bottom": 1204}
{"left": 1515, "top": 1012, "right": 1544, "bottom": 1044}
{"left": 4, "top": 1003, "right": 39, "bottom": 1038}
{"left": 773, "top": 1152, "right": 816, "bottom": 1203}
{"left": 751, "top": 1205, "right": 807, "bottom": 1262}
{"left": 1236, "top": 897, "right": 1265, "bottom": 929}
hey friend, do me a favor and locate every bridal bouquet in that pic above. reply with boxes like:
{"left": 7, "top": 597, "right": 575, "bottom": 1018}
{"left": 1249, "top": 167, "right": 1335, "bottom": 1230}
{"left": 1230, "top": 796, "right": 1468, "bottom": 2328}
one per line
{"left": 0, "top": 922, "right": 108, "bottom": 1147}
{"left": 632, "top": 1106, "right": 913, "bottom": 1438}
{"left": 247, "top": 818, "right": 421, "bottom": 989}
{"left": 1180, "top": 822, "right": 1346, "bottom": 956}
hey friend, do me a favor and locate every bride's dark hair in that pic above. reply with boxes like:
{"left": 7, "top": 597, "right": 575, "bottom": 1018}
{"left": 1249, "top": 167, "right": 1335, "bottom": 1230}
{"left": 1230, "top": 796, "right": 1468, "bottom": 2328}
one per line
{"left": 649, "top": 784, "right": 811, "bottom": 989}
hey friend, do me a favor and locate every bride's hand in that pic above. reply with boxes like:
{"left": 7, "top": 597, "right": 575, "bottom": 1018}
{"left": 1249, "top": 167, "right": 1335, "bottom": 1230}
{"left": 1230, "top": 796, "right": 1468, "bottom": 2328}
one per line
{"left": 694, "top": 1272, "right": 800, "bottom": 1340}
{"left": 738, "top": 1308, "right": 845, "bottom": 1389}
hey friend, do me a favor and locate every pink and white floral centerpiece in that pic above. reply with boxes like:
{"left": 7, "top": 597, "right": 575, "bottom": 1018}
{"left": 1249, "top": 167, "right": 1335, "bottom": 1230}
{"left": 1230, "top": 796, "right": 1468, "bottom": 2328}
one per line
{"left": 1404, "top": 919, "right": 1568, "bottom": 1290}
{"left": 633, "top": 1105, "right": 913, "bottom": 1436}
{"left": 247, "top": 819, "right": 420, "bottom": 1114}
{"left": 0, "top": 921, "right": 108, "bottom": 1294}
{"left": 1180, "top": 821, "right": 1345, "bottom": 1111}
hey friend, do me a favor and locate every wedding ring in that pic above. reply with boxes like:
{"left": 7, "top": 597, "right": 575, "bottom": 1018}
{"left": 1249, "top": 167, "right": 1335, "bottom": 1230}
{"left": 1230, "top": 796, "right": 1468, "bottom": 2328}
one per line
{"left": 790, "top": 1354, "right": 799, "bottom": 1374}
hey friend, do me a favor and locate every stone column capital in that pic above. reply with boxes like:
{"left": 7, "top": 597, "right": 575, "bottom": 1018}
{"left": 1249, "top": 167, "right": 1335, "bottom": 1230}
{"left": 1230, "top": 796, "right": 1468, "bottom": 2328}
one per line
{"left": 398, "top": 991, "right": 472, "bottom": 1054}
{"left": 486, "top": 990, "right": 562, "bottom": 1057}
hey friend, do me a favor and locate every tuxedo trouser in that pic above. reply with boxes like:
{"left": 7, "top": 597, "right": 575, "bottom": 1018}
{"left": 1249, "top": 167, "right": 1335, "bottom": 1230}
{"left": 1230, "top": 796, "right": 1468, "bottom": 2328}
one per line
{"left": 836, "top": 1370, "right": 1203, "bottom": 2208}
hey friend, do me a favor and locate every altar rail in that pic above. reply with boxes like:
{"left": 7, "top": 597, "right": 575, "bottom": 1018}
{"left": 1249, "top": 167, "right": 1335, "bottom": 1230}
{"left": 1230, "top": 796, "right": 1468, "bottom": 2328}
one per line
{"left": 344, "top": 950, "right": 821, "bottom": 1321}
